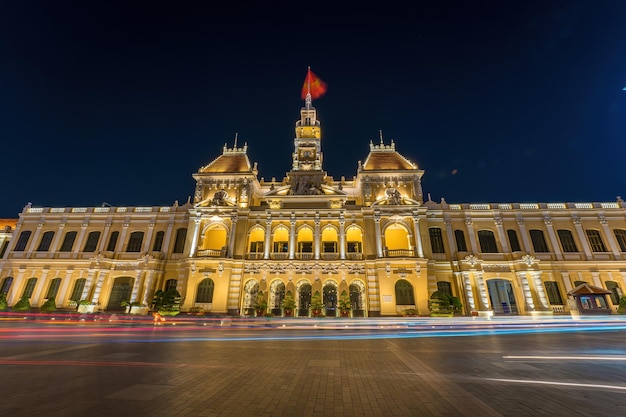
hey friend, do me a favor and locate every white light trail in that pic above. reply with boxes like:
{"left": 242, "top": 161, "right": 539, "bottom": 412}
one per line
{"left": 503, "top": 355, "right": 626, "bottom": 361}
{"left": 486, "top": 378, "right": 626, "bottom": 391}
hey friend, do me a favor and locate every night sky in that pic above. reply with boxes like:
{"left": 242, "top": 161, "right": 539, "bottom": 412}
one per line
{"left": 2, "top": 1, "right": 626, "bottom": 218}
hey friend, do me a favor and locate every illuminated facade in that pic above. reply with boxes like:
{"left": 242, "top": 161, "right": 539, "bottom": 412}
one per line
{"left": 1, "top": 96, "right": 626, "bottom": 317}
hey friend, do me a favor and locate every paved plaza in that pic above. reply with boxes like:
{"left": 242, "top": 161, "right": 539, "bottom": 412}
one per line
{"left": 1, "top": 316, "right": 626, "bottom": 417}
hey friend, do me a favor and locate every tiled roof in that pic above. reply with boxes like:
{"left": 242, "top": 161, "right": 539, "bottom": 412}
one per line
{"left": 567, "top": 283, "right": 611, "bottom": 296}
{"left": 362, "top": 151, "right": 417, "bottom": 171}
{"left": 200, "top": 153, "right": 252, "bottom": 173}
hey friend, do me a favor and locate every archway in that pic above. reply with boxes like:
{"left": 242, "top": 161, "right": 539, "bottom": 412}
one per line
{"left": 349, "top": 281, "right": 367, "bottom": 317}
{"left": 297, "top": 281, "right": 311, "bottom": 317}
{"left": 242, "top": 280, "right": 260, "bottom": 316}
{"left": 487, "top": 279, "right": 518, "bottom": 315}
{"left": 269, "top": 280, "right": 285, "bottom": 316}
{"left": 323, "top": 283, "right": 338, "bottom": 317}
{"left": 107, "top": 277, "right": 133, "bottom": 311}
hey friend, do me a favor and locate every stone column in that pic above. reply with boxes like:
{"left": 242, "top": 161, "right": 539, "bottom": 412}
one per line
{"left": 117, "top": 222, "right": 130, "bottom": 253}
{"left": 516, "top": 218, "right": 532, "bottom": 253}
{"left": 560, "top": 271, "right": 573, "bottom": 293}
{"left": 81, "top": 269, "right": 97, "bottom": 301}
{"left": 314, "top": 213, "right": 320, "bottom": 260}
{"left": 264, "top": 216, "right": 272, "bottom": 260}
{"left": 494, "top": 217, "right": 509, "bottom": 253}
{"left": 475, "top": 270, "right": 491, "bottom": 310}
{"left": 339, "top": 212, "right": 346, "bottom": 260}
{"left": 130, "top": 270, "right": 144, "bottom": 303}
{"left": 543, "top": 216, "right": 563, "bottom": 261}
{"left": 572, "top": 217, "right": 592, "bottom": 259}
{"left": 444, "top": 218, "right": 456, "bottom": 257}
{"left": 227, "top": 212, "right": 238, "bottom": 258}
{"left": 26, "top": 222, "right": 44, "bottom": 256}
{"left": 530, "top": 271, "right": 549, "bottom": 309}
{"left": 142, "top": 271, "right": 155, "bottom": 306}
{"left": 90, "top": 270, "right": 108, "bottom": 304}
{"left": 462, "top": 271, "right": 476, "bottom": 311}
{"left": 74, "top": 221, "right": 90, "bottom": 255}
{"left": 465, "top": 217, "right": 479, "bottom": 254}
{"left": 142, "top": 221, "right": 156, "bottom": 254}
{"left": 599, "top": 216, "right": 621, "bottom": 258}
{"left": 188, "top": 216, "right": 201, "bottom": 257}
{"left": 31, "top": 268, "right": 49, "bottom": 305}
{"left": 374, "top": 211, "right": 383, "bottom": 258}
{"left": 412, "top": 210, "right": 424, "bottom": 258}
{"left": 289, "top": 215, "right": 296, "bottom": 260}
{"left": 97, "top": 221, "right": 112, "bottom": 252}
{"left": 49, "top": 222, "right": 66, "bottom": 253}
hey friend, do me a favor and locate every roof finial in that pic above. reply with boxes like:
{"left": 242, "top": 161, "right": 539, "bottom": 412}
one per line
{"left": 234, "top": 132, "right": 238, "bottom": 149}
{"left": 379, "top": 130, "right": 384, "bottom": 144}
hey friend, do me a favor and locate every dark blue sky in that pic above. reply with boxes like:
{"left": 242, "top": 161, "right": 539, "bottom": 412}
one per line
{"left": 2, "top": 1, "right": 626, "bottom": 218}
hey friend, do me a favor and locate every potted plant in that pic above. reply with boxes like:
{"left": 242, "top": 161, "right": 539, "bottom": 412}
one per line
{"left": 77, "top": 299, "right": 98, "bottom": 314}
{"left": 12, "top": 296, "right": 31, "bottom": 312}
{"left": 0, "top": 292, "right": 8, "bottom": 311}
{"left": 254, "top": 291, "right": 267, "bottom": 317}
{"left": 281, "top": 291, "right": 296, "bottom": 317}
{"left": 121, "top": 300, "right": 149, "bottom": 315}
{"left": 310, "top": 291, "right": 323, "bottom": 317}
{"left": 40, "top": 297, "right": 57, "bottom": 313}
{"left": 155, "top": 289, "right": 181, "bottom": 316}
{"left": 338, "top": 290, "right": 351, "bottom": 317}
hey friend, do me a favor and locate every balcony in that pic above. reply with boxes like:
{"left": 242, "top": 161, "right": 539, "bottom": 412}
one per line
{"left": 196, "top": 249, "right": 226, "bottom": 258}
{"left": 385, "top": 249, "right": 415, "bottom": 258}
{"left": 321, "top": 253, "right": 339, "bottom": 260}
{"left": 345, "top": 252, "right": 363, "bottom": 260}
{"left": 294, "top": 252, "right": 314, "bottom": 260}
{"left": 270, "top": 252, "right": 289, "bottom": 260}
{"left": 246, "top": 252, "right": 264, "bottom": 260}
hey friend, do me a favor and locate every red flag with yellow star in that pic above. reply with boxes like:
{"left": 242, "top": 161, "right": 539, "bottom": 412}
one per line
{"left": 301, "top": 68, "right": 327, "bottom": 100}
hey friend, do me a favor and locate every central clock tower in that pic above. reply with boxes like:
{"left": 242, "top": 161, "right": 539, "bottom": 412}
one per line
{"left": 292, "top": 96, "right": 322, "bottom": 171}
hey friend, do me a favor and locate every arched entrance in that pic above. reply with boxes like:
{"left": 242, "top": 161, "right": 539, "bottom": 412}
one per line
{"left": 107, "top": 277, "right": 133, "bottom": 311}
{"left": 297, "top": 281, "right": 311, "bottom": 317}
{"left": 269, "top": 280, "right": 285, "bottom": 316}
{"left": 242, "top": 280, "right": 260, "bottom": 316}
{"left": 349, "top": 281, "right": 367, "bottom": 317}
{"left": 487, "top": 279, "right": 518, "bottom": 315}
{"left": 323, "top": 283, "right": 337, "bottom": 317}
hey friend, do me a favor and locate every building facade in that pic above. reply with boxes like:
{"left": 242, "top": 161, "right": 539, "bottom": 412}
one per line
{"left": 1, "top": 96, "right": 626, "bottom": 317}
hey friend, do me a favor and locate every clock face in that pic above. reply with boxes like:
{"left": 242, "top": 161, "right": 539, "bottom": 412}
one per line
{"left": 299, "top": 148, "right": 315, "bottom": 160}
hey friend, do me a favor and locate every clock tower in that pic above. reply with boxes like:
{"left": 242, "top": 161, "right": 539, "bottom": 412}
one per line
{"left": 292, "top": 94, "right": 322, "bottom": 171}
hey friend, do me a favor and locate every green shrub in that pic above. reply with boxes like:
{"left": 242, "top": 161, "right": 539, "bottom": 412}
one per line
{"left": 12, "top": 296, "right": 31, "bottom": 312}
{"left": 0, "top": 293, "right": 8, "bottom": 311}
{"left": 618, "top": 296, "right": 626, "bottom": 314}
{"left": 40, "top": 297, "right": 57, "bottom": 313}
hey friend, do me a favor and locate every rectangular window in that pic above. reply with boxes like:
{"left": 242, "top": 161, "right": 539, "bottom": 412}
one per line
{"left": 173, "top": 228, "right": 187, "bottom": 254}
{"left": 273, "top": 241, "right": 288, "bottom": 253}
{"left": 0, "top": 241, "right": 9, "bottom": 258}
{"left": 59, "top": 231, "right": 77, "bottom": 252}
{"left": 586, "top": 230, "right": 607, "bottom": 252}
{"left": 606, "top": 281, "right": 622, "bottom": 305}
{"left": 322, "top": 242, "right": 336, "bottom": 253}
{"left": 529, "top": 229, "right": 549, "bottom": 253}
{"left": 106, "top": 231, "right": 119, "bottom": 252}
{"left": 507, "top": 229, "right": 521, "bottom": 252}
{"left": 557, "top": 229, "right": 578, "bottom": 252}
{"left": 454, "top": 230, "right": 467, "bottom": 252}
{"left": 83, "top": 231, "right": 101, "bottom": 253}
{"left": 544, "top": 281, "right": 563, "bottom": 305}
{"left": 429, "top": 227, "right": 445, "bottom": 254}
{"left": 250, "top": 241, "right": 264, "bottom": 253}
{"left": 298, "top": 241, "right": 313, "bottom": 253}
{"left": 22, "top": 278, "right": 37, "bottom": 298}
{"left": 45, "top": 278, "right": 62, "bottom": 299}
{"left": 126, "top": 231, "right": 144, "bottom": 252}
{"left": 347, "top": 241, "right": 362, "bottom": 253}
{"left": 69, "top": 279, "right": 86, "bottom": 301}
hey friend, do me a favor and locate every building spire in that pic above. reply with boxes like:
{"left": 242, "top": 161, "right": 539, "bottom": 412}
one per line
{"left": 234, "top": 132, "right": 238, "bottom": 149}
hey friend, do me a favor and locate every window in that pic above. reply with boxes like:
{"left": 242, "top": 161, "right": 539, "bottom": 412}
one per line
{"left": 106, "top": 231, "right": 119, "bottom": 252}
{"left": 249, "top": 241, "right": 264, "bottom": 253}
{"left": 126, "top": 231, "right": 144, "bottom": 252}
{"left": 454, "top": 230, "right": 467, "bottom": 252}
{"left": 195, "top": 278, "right": 215, "bottom": 303}
{"left": 477, "top": 230, "right": 498, "bottom": 253}
{"left": 586, "top": 230, "right": 607, "bottom": 252}
{"left": 36, "top": 231, "right": 55, "bottom": 251}
{"left": 59, "top": 231, "right": 77, "bottom": 252}
{"left": 429, "top": 227, "right": 445, "bottom": 254}
{"left": 437, "top": 281, "right": 452, "bottom": 297}
{"left": 0, "top": 277, "right": 13, "bottom": 295}
{"left": 557, "top": 229, "right": 578, "bottom": 253}
{"left": 173, "top": 228, "right": 187, "bottom": 254}
{"left": 614, "top": 229, "right": 626, "bottom": 252}
{"left": 69, "top": 278, "right": 86, "bottom": 301}
{"left": 165, "top": 279, "right": 178, "bottom": 292}
{"left": 46, "top": 278, "right": 62, "bottom": 299}
{"left": 507, "top": 229, "right": 521, "bottom": 252}
{"left": 0, "top": 241, "right": 9, "bottom": 258}
{"left": 606, "top": 281, "right": 622, "bottom": 305}
{"left": 573, "top": 280, "right": 587, "bottom": 287}
{"left": 152, "top": 231, "right": 164, "bottom": 252}
{"left": 83, "top": 231, "right": 101, "bottom": 252}
{"left": 273, "top": 241, "right": 288, "bottom": 253}
{"left": 322, "top": 241, "right": 336, "bottom": 253}
{"left": 347, "top": 241, "right": 362, "bottom": 253}
{"left": 13, "top": 230, "right": 31, "bottom": 252}
{"left": 543, "top": 281, "right": 563, "bottom": 305}
{"left": 395, "top": 280, "right": 415, "bottom": 305}
{"left": 297, "top": 241, "right": 312, "bottom": 253}
{"left": 22, "top": 278, "right": 37, "bottom": 298}
{"left": 529, "top": 229, "right": 549, "bottom": 253}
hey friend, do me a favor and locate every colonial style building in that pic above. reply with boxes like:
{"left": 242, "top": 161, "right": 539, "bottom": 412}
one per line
{"left": 1, "top": 95, "right": 625, "bottom": 317}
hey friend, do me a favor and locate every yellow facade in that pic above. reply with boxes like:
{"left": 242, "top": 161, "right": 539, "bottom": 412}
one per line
{"left": 1, "top": 100, "right": 625, "bottom": 317}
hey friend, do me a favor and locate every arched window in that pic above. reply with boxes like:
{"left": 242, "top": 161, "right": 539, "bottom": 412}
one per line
{"left": 248, "top": 226, "right": 265, "bottom": 255}
{"left": 507, "top": 229, "right": 521, "bottom": 252}
{"left": 346, "top": 226, "right": 363, "bottom": 255}
{"left": 69, "top": 278, "right": 86, "bottom": 301}
{"left": 201, "top": 226, "right": 227, "bottom": 251}
{"left": 454, "top": 230, "right": 467, "bottom": 252}
{"left": 22, "top": 278, "right": 37, "bottom": 298}
{"left": 321, "top": 227, "right": 338, "bottom": 254}
{"left": 173, "top": 228, "right": 187, "bottom": 253}
{"left": 529, "top": 229, "right": 549, "bottom": 253}
{"left": 385, "top": 223, "right": 410, "bottom": 251}
{"left": 477, "top": 230, "right": 498, "bottom": 253}
{"left": 272, "top": 226, "right": 289, "bottom": 254}
{"left": 165, "top": 279, "right": 178, "bottom": 292}
{"left": 46, "top": 278, "right": 62, "bottom": 299}
{"left": 152, "top": 231, "right": 165, "bottom": 252}
{"left": 395, "top": 280, "right": 415, "bottom": 305}
{"left": 83, "top": 231, "right": 101, "bottom": 253}
{"left": 195, "top": 278, "right": 215, "bottom": 303}
{"left": 543, "top": 281, "right": 563, "bottom": 305}
{"left": 0, "top": 277, "right": 13, "bottom": 295}
{"left": 106, "top": 231, "right": 119, "bottom": 251}
{"left": 614, "top": 229, "right": 626, "bottom": 252}
{"left": 36, "top": 231, "right": 55, "bottom": 251}
{"left": 14, "top": 231, "right": 32, "bottom": 252}
{"left": 296, "top": 227, "right": 313, "bottom": 254}
{"left": 126, "top": 231, "right": 144, "bottom": 252}
{"left": 437, "top": 281, "right": 452, "bottom": 296}
{"left": 557, "top": 229, "right": 578, "bottom": 253}
{"left": 59, "top": 231, "right": 77, "bottom": 252}
{"left": 586, "top": 230, "right": 607, "bottom": 252}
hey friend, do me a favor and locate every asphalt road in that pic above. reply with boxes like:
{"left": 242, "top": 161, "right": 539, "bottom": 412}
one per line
{"left": 1, "top": 317, "right": 626, "bottom": 417}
